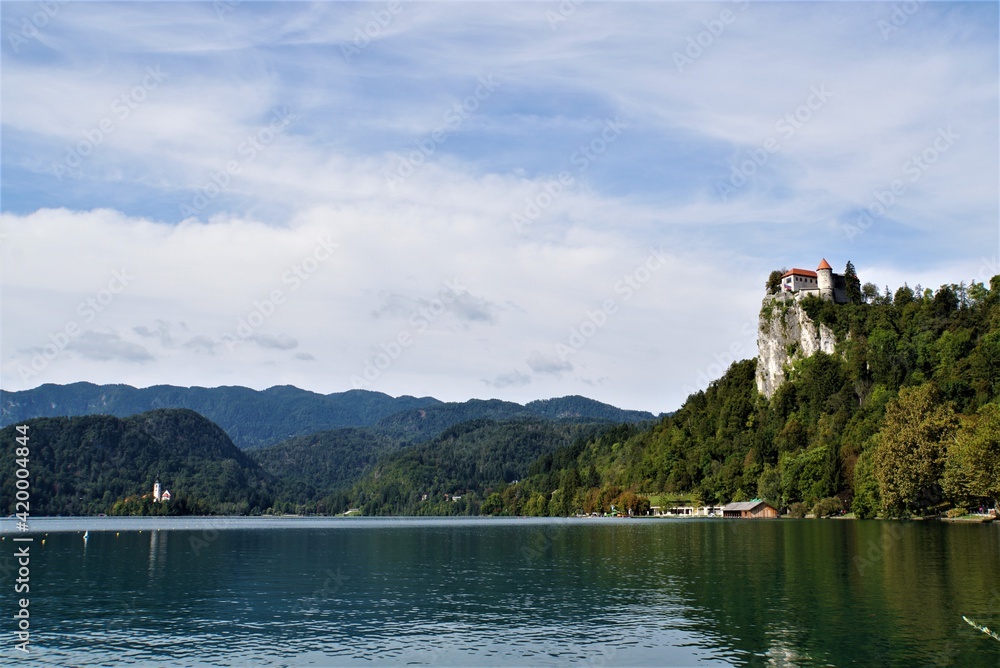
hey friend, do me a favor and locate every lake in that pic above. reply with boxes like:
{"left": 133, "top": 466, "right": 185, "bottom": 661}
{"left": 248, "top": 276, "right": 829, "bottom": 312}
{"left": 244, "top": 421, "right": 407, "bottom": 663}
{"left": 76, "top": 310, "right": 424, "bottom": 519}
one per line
{"left": 2, "top": 517, "right": 999, "bottom": 666}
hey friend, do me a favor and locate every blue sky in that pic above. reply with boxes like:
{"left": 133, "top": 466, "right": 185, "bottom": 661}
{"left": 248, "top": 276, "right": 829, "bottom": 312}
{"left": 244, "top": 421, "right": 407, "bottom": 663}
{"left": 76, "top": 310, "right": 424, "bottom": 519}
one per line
{"left": 1, "top": 1, "right": 997, "bottom": 413}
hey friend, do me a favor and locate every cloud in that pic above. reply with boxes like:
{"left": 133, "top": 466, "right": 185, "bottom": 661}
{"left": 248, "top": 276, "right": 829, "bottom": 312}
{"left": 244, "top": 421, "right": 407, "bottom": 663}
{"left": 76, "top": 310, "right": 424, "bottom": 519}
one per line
{"left": 0, "top": 2, "right": 995, "bottom": 413}
{"left": 64, "top": 330, "right": 154, "bottom": 363}
{"left": 526, "top": 350, "right": 573, "bottom": 377}
{"left": 133, "top": 320, "right": 175, "bottom": 346}
{"left": 483, "top": 370, "right": 531, "bottom": 389}
{"left": 182, "top": 335, "right": 219, "bottom": 354}
{"left": 294, "top": 352, "right": 315, "bottom": 361}
{"left": 371, "top": 288, "right": 500, "bottom": 325}
{"left": 250, "top": 333, "right": 298, "bottom": 350}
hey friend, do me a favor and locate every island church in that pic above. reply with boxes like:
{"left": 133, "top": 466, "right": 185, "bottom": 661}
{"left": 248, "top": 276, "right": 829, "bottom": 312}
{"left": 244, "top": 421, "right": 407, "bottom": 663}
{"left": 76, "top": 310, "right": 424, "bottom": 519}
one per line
{"left": 152, "top": 478, "right": 171, "bottom": 503}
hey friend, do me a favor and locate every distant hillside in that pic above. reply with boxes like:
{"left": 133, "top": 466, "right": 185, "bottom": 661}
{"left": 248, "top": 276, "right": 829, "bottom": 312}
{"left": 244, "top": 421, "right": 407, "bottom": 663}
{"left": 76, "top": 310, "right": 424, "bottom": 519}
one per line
{"left": 343, "top": 418, "right": 610, "bottom": 515}
{"left": 526, "top": 395, "right": 658, "bottom": 422}
{"left": 0, "top": 383, "right": 441, "bottom": 449}
{"left": 0, "top": 384, "right": 655, "bottom": 450}
{"left": 250, "top": 397, "right": 652, "bottom": 512}
{"left": 0, "top": 409, "right": 274, "bottom": 516}
{"left": 371, "top": 399, "right": 535, "bottom": 443}
{"left": 249, "top": 427, "right": 402, "bottom": 505}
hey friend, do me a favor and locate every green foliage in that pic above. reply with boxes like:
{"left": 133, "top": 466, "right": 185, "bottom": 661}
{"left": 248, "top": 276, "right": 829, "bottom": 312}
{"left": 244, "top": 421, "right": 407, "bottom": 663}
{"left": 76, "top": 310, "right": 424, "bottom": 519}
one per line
{"left": 943, "top": 403, "right": 1000, "bottom": 508}
{"left": 250, "top": 427, "right": 401, "bottom": 503}
{"left": 851, "top": 451, "right": 880, "bottom": 519}
{"left": 872, "top": 384, "right": 959, "bottom": 516}
{"left": 844, "top": 261, "right": 862, "bottom": 305}
{"left": 346, "top": 419, "right": 608, "bottom": 516}
{"left": 788, "top": 502, "right": 808, "bottom": 518}
{"left": 478, "top": 275, "right": 1000, "bottom": 520}
{"left": 0, "top": 410, "right": 275, "bottom": 515}
{"left": 0, "top": 384, "right": 442, "bottom": 449}
{"left": 6, "top": 274, "right": 997, "bottom": 520}
{"left": 766, "top": 269, "right": 786, "bottom": 295}
{"left": 812, "top": 496, "right": 843, "bottom": 518}
{"left": 0, "top": 385, "right": 654, "bottom": 451}
{"left": 756, "top": 464, "right": 782, "bottom": 508}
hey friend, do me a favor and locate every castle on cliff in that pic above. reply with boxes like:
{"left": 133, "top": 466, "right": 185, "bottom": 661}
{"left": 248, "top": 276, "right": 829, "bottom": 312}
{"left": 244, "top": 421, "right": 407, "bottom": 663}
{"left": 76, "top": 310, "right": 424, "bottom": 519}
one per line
{"left": 779, "top": 259, "right": 849, "bottom": 304}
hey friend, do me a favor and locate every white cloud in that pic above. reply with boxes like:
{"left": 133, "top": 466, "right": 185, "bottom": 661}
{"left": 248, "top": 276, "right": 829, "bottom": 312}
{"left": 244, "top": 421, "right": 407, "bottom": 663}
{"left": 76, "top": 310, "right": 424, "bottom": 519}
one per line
{"left": 1, "top": 2, "right": 996, "bottom": 413}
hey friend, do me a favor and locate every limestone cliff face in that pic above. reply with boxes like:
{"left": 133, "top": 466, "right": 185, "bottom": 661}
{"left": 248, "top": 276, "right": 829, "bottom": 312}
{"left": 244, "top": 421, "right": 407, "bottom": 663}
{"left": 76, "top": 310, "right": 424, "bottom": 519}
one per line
{"left": 755, "top": 293, "right": 837, "bottom": 398}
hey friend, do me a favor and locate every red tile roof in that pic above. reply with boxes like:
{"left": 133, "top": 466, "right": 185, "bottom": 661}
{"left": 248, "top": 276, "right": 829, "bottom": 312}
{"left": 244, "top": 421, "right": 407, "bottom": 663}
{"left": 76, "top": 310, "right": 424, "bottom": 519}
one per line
{"left": 781, "top": 268, "right": 817, "bottom": 278}
{"left": 817, "top": 258, "right": 832, "bottom": 270}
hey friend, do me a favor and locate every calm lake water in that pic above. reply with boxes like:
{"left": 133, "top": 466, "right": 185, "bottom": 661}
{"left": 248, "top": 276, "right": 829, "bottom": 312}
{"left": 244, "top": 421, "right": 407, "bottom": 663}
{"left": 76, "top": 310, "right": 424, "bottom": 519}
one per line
{"left": 2, "top": 517, "right": 999, "bottom": 666}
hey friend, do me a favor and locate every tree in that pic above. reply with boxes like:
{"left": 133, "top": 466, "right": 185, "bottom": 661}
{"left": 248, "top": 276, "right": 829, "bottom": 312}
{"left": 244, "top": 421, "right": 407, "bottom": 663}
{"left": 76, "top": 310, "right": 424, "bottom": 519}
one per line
{"left": 757, "top": 464, "right": 782, "bottom": 508}
{"left": 872, "top": 384, "right": 959, "bottom": 516}
{"left": 844, "top": 261, "right": 862, "bottom": 304}
{"left": 943, "top": 404, "right": 1000, "bottom": 510}
{"left": 482, "top": 492, "right": 504, "bottom": 515}
{"left": 861, "top": 282, "right": 880, "bottom": 304}
{"left": 524, "top": 492, "right": 548, "bottom": 516}
{"left": 766, "top": 269, "right": 786, "bottom": 295}
{"left": 851, "top": 451, "right": 880, "bottom": 518}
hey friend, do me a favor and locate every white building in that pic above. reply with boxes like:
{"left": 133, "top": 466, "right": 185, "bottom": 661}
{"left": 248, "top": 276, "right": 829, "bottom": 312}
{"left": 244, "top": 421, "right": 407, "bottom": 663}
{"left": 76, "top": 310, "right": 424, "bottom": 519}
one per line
{"left": 780, "top": 259, "right": 849, "bottom": 304}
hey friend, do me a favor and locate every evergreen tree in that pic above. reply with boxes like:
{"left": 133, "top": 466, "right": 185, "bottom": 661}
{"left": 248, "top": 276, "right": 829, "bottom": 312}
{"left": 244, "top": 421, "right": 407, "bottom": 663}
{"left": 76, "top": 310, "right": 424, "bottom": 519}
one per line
{"left": 845, "top": 261, "right": 862, "bottom": 304}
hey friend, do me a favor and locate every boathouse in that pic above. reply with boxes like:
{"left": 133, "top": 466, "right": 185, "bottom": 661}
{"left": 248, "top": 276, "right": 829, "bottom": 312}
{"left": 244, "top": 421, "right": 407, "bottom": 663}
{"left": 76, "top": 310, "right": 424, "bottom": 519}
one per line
{"left": 721, "top": 501, "right": 779, "bottom": 519}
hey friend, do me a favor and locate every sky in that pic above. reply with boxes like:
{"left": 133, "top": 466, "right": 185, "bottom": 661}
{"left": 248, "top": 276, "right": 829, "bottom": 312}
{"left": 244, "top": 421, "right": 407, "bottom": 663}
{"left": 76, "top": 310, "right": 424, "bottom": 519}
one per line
{"left": 1, "top": 1, "right": 997, "bottom": 414}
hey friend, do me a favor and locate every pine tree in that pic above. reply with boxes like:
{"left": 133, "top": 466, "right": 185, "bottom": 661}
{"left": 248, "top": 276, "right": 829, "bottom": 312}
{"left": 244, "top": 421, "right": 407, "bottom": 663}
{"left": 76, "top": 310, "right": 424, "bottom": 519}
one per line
{"left": 844, "top": 261, "right": 862, "bottom": 304}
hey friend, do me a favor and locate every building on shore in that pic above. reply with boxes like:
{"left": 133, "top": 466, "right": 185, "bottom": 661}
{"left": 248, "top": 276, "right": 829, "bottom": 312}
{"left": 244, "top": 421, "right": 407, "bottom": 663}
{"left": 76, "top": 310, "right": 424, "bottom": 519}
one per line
{"left": 721, "top": 500, "right": 779, "bottom": 519}
{"left": 649, "top": 505, "right": 724, "bottom": 517}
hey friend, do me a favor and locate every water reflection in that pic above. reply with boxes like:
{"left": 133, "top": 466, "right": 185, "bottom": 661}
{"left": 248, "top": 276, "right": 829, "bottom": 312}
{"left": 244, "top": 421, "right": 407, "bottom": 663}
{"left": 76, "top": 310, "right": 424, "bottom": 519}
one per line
{"left": 17, "top": 520, "right": 1000, "bottom": 666}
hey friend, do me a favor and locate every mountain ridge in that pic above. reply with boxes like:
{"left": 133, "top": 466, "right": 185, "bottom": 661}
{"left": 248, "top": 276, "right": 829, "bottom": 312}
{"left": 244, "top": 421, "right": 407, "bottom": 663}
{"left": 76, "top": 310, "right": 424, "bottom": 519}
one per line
{"left": 0, "top": 382, "right": 656, "bottom": 449}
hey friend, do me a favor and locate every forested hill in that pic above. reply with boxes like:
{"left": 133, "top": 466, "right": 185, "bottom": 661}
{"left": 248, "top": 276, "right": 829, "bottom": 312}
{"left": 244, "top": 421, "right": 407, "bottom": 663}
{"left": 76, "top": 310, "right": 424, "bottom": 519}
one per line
{"left": 0, "top": 384, "right": 656, "bottom": 450}
{"left": 467, "top": 277, "right": 1000, "bottom": 518}
{"left": 0, "top": 383, "right": 440, "bottom": 449}
{"left": 0, "top": 409, "right": 275, "bottom": 516}
{"left": 341, "top": 418, "right": 612, "bottom": 516}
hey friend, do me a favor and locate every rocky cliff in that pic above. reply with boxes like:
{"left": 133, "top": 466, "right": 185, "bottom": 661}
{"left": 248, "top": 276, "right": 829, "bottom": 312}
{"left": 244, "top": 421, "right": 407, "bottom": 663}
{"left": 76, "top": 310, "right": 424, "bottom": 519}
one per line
{"left": 755, "top": 293, "right": 837, "bottom": 398}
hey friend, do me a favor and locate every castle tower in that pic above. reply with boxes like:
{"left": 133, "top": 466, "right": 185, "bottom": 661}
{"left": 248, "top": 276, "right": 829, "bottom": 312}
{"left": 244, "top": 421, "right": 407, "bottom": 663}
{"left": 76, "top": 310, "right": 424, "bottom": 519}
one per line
{"left": 153, "top": 478, "right": 162, "bottom": 503}
{"left": 817, "top": 258, "right": 834, "bottom": 301}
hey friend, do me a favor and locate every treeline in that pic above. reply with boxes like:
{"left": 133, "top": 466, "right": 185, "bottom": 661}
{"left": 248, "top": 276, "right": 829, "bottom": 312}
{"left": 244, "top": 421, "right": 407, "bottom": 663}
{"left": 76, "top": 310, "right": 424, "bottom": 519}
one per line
{"left": 472, "top": 276, "right": 1000, "bottom": 518}
{"left": 336, "top": 418, "right": 612, "bottom": 516}
{"left": 0, "top": 410, "right": 275, "bottom": 516}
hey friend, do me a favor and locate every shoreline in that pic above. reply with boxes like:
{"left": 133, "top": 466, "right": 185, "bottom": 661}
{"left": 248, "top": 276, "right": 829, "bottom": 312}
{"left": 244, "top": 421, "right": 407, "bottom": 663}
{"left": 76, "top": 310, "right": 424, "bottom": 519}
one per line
{"left": 2, "top": 513, "right": 995, "bottom": 534}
